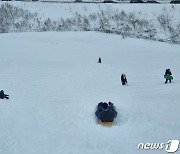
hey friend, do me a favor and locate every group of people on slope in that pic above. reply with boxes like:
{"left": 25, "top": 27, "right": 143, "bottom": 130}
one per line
{"left": 98, "top": 57, "right": 173, "bottom": 85}
{"left": 95, "top": 102, "right": 117, "bottom": 122}
{"left": 98, "top": 57, "right": 128, "bottom": 85}
{"left": 121, "top": 69, "right": 173, "bottom": 85}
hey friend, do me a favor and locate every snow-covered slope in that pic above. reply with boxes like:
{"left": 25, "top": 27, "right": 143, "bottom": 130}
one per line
{"left": 0, "top": 31, "right": 180, "bottom": 154}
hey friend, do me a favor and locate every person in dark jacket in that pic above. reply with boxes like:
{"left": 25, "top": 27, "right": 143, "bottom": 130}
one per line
{"left": 121, "top": 74, "right": 128, "bottom": 85}
{"left": 97, "top": 102, "right": 117, "bottom": 122}
{"left": 108, "top": 102, "right": 117, "bottom": 117}
{"left": 98, "top": 57, "right": 101, "bottom": 63}
{"left": 164, "top": 69, "right": 172, "bottom": 83}
{"left": 95, "top": 102, "right": 103, "bottom": 117}
{"left": 108, "top": 102, "right": 114, "bottom": 110}
{"left": 0, "top": 90, "right": 9, "bottom": 99}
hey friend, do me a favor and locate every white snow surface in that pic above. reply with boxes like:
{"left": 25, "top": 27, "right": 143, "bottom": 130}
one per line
{"left": 0, "top": 31, "right": 180, "bottom": 154}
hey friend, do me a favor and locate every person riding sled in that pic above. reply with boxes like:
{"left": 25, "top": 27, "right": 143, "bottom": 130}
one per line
{"left": 164, "top": 68, "right": 173, "bottom": 84}
{"left": 95, "top": 102, "right": 103, "bottom": 117}
{"left": 95, "top": 102, "right": 117, "bottom": 124}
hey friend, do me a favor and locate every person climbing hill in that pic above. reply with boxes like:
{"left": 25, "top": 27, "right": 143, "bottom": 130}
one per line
{"left": 121, "top": 74, "right": 128, "bottom": 85}
{"left": 164, "top": 68, "right": 173, "bottom": 84}
{"left": 98, "top": 57, "right": 101, "bottom": 63}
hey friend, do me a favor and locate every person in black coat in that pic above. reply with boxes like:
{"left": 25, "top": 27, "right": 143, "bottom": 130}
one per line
{"left": 121, "top": 74, "right": 128, "bottom": 85}
{"left": 98, "top": 102, "right": 117, "bottom": 122}
{"left": 165, "top": 69, "right": 172, "bottom": 83}
{"left": 108, "top": 102, "right": 117, "bottom": 118}
{"left": 0, "top": 90, "right": 9, "bottom": 99}
{"left": 98, "top": 57, "right": 101, "bottom": 63}
{"left": 95, "top": 102, "right": 103, "bottom": 117}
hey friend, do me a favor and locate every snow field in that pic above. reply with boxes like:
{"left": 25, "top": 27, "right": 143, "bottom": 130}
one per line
{"left": 0, "top": 31, "right": 180, "bottom": 154}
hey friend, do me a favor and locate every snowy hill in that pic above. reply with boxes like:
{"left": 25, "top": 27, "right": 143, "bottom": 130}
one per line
{"left": 0, "top": 31, "right": 180, "bottom": 154}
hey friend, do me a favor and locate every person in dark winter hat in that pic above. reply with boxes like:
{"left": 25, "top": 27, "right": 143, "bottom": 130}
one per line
{"left": 108, "top": 102, "right": 117, "bottom": 117}
{"left": 121, "top": 74, "right": 128, "bottom": 85}
{"left": 98, "top": 57, "right": 101, "bottom": 63}
{"left": 164, "top": 68, "right": 172, "bottom": 84}
{"left": 108, "top": 102, "right": 114, "bottom": 110}
{"left": 95, "top": 102, "right": 103, "bottom": 117}
{"left": 0, "top": 90, "right": 9, "bottom": 99}
{"left": 102, "top": 102, "right": 108, "bottom": 110}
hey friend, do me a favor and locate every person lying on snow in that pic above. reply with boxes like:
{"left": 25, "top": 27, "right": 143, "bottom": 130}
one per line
{"left": 95, "top": 102, "right": 117, "bottom": 122}
{"left": 0, "top": 90, "right": 9, "bottom": 99}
